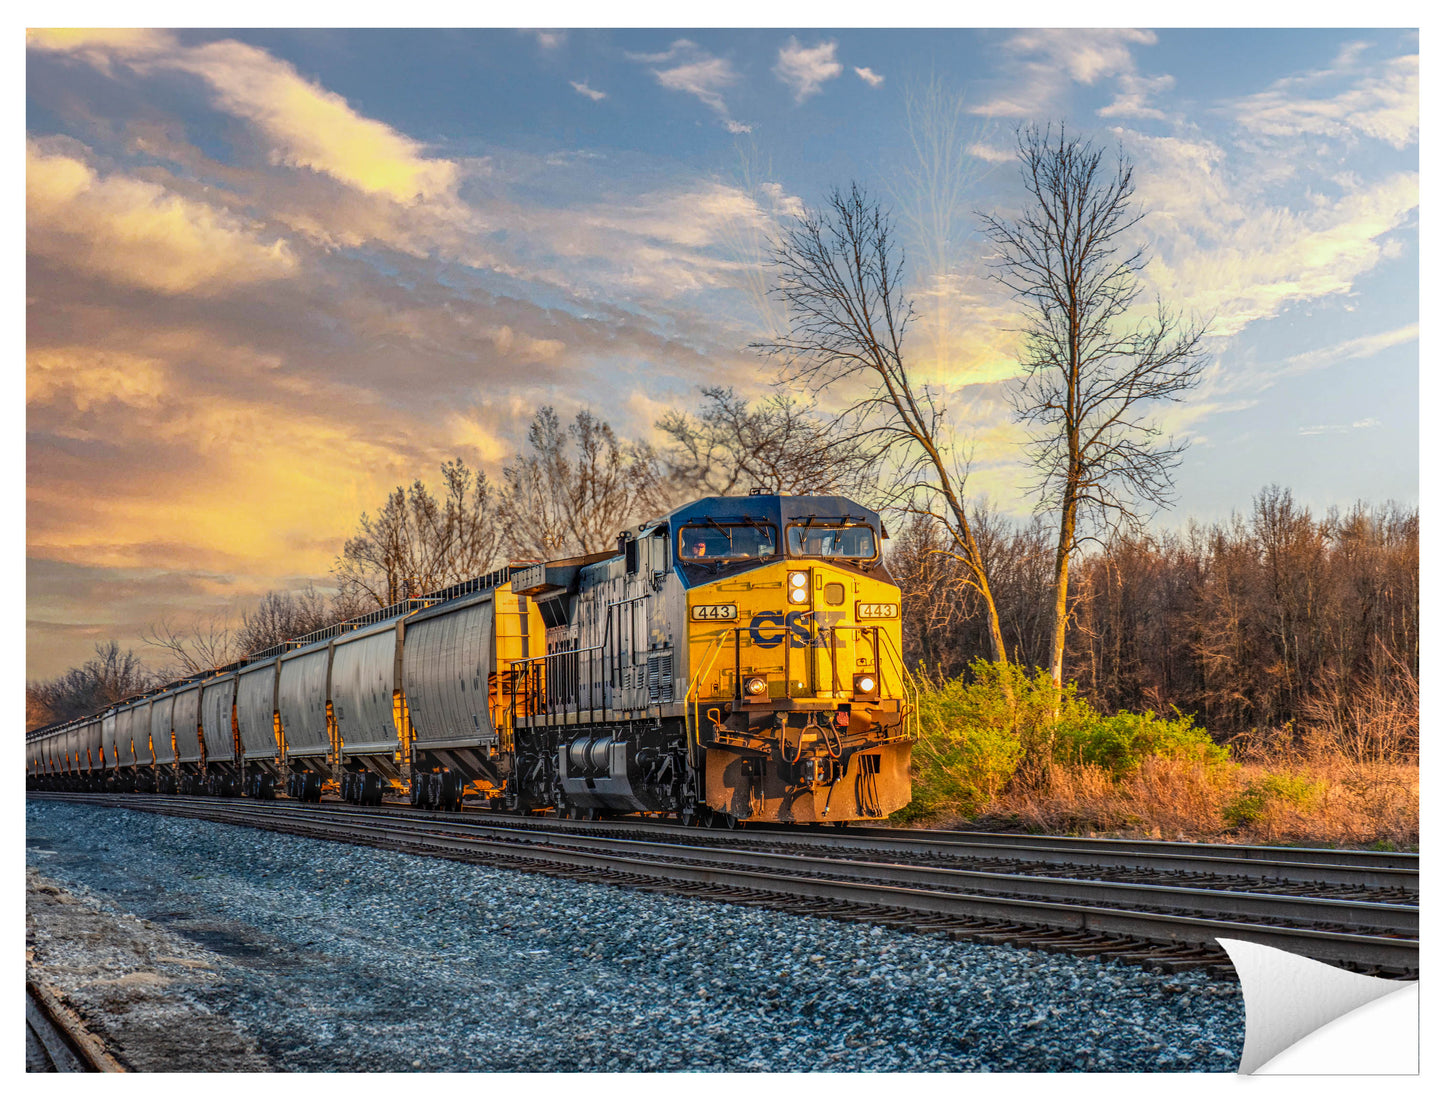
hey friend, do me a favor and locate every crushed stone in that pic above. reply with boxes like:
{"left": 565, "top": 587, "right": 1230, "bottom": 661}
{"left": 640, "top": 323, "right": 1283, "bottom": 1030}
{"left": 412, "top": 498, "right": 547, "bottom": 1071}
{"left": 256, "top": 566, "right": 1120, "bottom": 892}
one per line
{"left": 27, "top": 799, "right": 1244, "bottom": 1072}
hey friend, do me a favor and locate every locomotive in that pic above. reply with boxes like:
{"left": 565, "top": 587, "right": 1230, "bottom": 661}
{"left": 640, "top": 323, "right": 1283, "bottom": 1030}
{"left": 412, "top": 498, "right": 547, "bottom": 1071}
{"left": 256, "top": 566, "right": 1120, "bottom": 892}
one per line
{"left": 26, "top": 493, "right": 914, "bottom": 826}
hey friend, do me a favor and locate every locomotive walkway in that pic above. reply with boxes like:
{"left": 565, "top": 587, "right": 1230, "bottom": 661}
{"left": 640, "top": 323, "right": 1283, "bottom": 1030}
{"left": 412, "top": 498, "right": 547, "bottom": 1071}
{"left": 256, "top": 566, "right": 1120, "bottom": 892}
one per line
{"left": 31, "top": 793, "right": 1418, "bottom": 979}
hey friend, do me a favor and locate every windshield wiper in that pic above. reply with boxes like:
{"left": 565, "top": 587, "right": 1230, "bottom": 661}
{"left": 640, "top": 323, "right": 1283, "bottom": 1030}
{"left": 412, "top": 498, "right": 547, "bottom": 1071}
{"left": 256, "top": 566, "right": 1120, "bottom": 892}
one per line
{"left": 741, "top": 516, "right": 778, "bottom": 557}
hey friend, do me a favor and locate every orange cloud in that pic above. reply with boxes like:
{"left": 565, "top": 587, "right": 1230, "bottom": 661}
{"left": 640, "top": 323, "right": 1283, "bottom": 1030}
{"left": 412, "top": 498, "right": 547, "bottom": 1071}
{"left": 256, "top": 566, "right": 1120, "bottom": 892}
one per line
{"left": 27, "top": 140, "right": 297, "bottom": 294}
{"left": 26, "top": 347, "right": 170, "bottom": 416}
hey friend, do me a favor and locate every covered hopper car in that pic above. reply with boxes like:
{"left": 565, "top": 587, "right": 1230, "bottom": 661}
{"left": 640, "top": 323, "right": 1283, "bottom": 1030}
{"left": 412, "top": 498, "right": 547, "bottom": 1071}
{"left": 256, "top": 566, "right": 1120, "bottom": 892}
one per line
{"left": 27, "top": 493, "right": 915, "bottom": 826}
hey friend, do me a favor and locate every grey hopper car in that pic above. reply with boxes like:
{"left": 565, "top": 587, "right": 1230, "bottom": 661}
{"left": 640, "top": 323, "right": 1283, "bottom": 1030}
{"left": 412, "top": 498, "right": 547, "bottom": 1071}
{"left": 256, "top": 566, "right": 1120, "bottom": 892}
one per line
{"left": 173, "top": 684, "right": 204, "bottom": 766}
{"left": 277, "top": 639, "right": 331, "bottom": 760}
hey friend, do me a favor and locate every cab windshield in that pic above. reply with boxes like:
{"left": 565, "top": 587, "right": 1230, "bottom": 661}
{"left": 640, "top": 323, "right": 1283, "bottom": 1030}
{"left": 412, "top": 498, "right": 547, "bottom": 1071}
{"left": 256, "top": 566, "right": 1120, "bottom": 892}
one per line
{"left": 786, "top": 524, "right": 878, "bottom": 559}
{"left": 679, "top": 523, "right": 777, "bottom": 562}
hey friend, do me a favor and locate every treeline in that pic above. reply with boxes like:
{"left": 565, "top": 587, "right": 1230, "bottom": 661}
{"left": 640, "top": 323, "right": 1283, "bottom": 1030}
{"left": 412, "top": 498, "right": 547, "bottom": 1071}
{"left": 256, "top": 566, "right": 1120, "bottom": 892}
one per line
{"left": 892, "top": 486, "right": 1418, "bottom": 755}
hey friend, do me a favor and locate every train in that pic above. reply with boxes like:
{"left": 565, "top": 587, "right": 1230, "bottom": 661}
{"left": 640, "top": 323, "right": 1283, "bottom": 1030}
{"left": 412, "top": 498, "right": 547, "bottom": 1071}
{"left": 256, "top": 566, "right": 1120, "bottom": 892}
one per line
{"left": 26, "top": 492, "right": 915, "bottom": 826}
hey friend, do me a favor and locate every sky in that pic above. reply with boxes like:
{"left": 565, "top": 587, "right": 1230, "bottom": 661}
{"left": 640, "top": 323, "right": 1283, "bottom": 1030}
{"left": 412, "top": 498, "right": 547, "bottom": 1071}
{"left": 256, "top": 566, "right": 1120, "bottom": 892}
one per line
{"left": 23, "top": 23, "right": 1419, "bottom": 681}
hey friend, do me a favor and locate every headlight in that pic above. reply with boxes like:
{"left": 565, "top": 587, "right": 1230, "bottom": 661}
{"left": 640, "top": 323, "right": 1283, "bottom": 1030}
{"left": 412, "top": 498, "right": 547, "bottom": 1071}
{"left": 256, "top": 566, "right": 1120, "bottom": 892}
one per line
{"left": 854, "top": 673, "right": 877, "bottom": 697}
{"left": 744, "top": 676, "right": 769, "bottom": 697}
{"left": 789, "top": 570, "right": 809, "bottom": 603}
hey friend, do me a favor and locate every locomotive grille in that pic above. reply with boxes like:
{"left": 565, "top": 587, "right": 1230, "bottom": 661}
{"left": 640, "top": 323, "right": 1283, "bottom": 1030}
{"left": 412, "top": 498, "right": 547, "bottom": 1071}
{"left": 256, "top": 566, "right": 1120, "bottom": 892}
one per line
{"left": 646, "top": 651, "right": 674, "bottom": 703}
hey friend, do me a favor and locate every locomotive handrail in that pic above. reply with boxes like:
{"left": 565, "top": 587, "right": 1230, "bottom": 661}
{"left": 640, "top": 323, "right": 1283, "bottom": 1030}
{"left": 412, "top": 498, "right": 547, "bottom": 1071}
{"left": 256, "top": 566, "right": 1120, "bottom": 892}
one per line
{"left": 684, "top": 629, "right": 733, "bottom": 765}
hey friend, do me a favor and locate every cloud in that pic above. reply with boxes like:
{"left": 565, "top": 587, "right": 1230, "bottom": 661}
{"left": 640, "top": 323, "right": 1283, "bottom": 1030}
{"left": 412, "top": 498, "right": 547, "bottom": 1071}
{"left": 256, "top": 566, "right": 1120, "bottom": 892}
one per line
{"left": 854, "top": 66, "right": 885, "bottom": 88}
{"left": 570, "top": 80, "right": 607, "bottom": 101}
{"left": 630, "top": 39, "right": 748, "bottom": 132}
{"left": 1098, "top": 72, "right": 1177, "bottom": 120}
{"left": 1299, "top": 418, "right": 1382, "bottom": 436}
{"left": 524, "top": 30, "right": 565, "bottom": 50}
{"left": 656, "top": 56, "right": 737, "bottom": 115}
{"left": 970, "top": 28, "right": 1165, "bottom": 119}
{"left": 1271, "top": 324, "right": 1418, "bottom": 384}
{"left": 966, "top": 141, "right": 1014, "bottom": 164}
{"left": 27, "top": 346, "right": 171, "bottom": 414}
{"left": 774, "top": 37, "right": 842, "bottom": 103}
{"left": 1231, "top": 52, "right": 1418, "bottom": 149}
{"left": 29, "top": 29, "right": 459, "bottom": 204}
{"left": 26, "top": 139, "right": 297, "bottom": 295}
{"left": 1141, "top": 166, "right": 1418, "bottom": 337}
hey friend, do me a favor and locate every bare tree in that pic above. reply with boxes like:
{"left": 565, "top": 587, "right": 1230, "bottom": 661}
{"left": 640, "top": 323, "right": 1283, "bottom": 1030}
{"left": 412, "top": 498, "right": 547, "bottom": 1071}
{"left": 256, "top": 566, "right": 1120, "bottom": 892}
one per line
{"left": 26, "top": 641, "right": 154, "bottom": 729}
{"left": 335, "top": 458, "right": 503, "bottom": 608}
{"left": 655, "top": 386, "right": 881, "bottom": 502}
{"left": 755, "top": 183, "right": 1011, "bottom": 667}
{"left": 500, "top": 407, "right": 657, "bottom": 559}
{"left": 142, "top": 610, "right": 240, "bottom": 679}
{"left": 979, "top": 124, "right": 1209, "bottom": 708}
{"left": 235, "top": 584, "right": 357, "bottom": 656}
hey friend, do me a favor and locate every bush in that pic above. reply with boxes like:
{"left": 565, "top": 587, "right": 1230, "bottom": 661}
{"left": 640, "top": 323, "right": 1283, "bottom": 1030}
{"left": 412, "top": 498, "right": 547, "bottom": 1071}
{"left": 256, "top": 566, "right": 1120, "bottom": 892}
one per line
{"left": 1222, "top": 772, "right": 1326, "bottom": 829}
{"left": 901, "top": 660, "right": 1227, "bottom": 824}
{"left": 1053, "top": 708, "right": 1227, "bottom": 778}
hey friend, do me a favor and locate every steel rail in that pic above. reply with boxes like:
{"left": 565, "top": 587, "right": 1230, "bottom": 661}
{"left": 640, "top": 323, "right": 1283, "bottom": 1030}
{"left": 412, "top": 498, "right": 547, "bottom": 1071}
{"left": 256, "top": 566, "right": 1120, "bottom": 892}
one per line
{"left": 32, "top": 793, "right": 1419, "bottom": 973}
{"left": 178, "top": 800, "right": 1419, "bottom": 933}
{"left": 459, "top": 809, "right": 1421, "bottom": 891}
{"left": 833, "top": 824, "right": 1420, "bottom": 869}
{"left": 25, "top": 980, "right": 125, "bottom": 1073}
{"left": 34, "top": 791, "right": 1418, "bottom": 890}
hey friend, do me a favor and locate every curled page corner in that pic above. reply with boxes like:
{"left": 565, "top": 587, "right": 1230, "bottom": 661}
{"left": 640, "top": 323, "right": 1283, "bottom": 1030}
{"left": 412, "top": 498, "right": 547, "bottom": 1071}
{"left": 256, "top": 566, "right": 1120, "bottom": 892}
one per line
{"left": 1218, "top": 938, "right": 1417, "bottom": 1074}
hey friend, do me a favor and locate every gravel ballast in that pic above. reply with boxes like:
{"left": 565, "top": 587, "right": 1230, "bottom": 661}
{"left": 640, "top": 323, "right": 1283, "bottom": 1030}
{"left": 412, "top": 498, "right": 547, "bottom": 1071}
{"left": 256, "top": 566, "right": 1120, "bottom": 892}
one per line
{"left": 27, "top": 799, "right": 1244, "bottom": 1072}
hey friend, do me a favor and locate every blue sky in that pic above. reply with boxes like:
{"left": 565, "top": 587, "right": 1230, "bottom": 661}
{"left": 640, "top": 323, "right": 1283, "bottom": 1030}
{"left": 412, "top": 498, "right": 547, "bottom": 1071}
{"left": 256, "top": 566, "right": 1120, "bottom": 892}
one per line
{"left": 24, "top": 24, "right": 1419, "bottom": 677}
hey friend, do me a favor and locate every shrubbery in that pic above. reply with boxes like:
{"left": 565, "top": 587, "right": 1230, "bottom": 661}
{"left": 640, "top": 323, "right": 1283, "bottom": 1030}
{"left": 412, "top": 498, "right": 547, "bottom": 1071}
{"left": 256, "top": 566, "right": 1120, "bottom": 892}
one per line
{"left": 1222, "top": 772, "right": 1326, "bottom": 828}
{"left": 901, "top": 659, "right": 1224, "bottom": 823}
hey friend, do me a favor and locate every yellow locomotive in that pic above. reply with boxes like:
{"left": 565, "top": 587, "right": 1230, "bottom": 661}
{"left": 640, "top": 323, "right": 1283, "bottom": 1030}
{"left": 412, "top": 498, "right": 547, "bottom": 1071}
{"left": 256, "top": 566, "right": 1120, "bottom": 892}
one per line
{"left": 508, "top": 491, "right": 914, "bottom": 825}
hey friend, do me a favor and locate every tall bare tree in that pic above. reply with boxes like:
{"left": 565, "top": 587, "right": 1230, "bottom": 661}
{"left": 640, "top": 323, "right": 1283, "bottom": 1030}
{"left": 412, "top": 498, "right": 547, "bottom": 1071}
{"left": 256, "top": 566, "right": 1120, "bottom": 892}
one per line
{"left": 336, "top": 458, "right": 503, "bottom": 608}
{"left": 655, "top": 386, "right": 881, "bottom": 503}
{"left": 755, "top": 183, "right": 1011, "bottom": 667}
{"left": 979, "top": 124, "right": 1209, "bottom": 708}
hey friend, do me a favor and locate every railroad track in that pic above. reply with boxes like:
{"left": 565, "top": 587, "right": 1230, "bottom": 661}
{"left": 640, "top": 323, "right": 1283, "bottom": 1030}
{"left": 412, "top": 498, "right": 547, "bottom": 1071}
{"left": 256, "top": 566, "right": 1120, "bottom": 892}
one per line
{"left": 31, "top": 793, "right": 1419, "bottom": 979}
{"left": 25, "top": 979, "right": 123, "bottom": 1073}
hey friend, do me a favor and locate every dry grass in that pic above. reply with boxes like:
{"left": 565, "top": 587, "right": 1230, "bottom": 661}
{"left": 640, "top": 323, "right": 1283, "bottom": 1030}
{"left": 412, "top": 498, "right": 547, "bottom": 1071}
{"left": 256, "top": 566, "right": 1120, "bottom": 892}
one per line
{"left": 941, "top": 749, "right": 1418, "bottom": 850}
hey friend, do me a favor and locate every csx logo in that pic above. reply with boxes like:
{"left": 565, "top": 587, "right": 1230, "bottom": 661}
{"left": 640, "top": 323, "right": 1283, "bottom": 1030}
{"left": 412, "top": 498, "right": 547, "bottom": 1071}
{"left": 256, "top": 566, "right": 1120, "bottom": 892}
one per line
{"left": 748, "top": 610, "right": 843, "bottom": 648}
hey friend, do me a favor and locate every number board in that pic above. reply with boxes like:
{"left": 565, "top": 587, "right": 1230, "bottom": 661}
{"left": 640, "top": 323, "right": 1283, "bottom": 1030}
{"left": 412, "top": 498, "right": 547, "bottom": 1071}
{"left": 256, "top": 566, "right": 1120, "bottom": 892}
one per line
{"left": 857, "top": 602, "right": 899, "bottom": 619}
{"left": 691, "top": 604, "right": 739, "bottom": 621}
